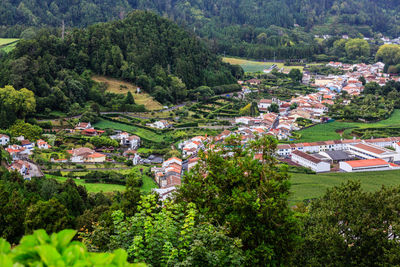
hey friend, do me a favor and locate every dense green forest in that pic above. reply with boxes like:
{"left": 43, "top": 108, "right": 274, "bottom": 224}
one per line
{"left": 1, "top": 0, "right": 400, "bottom": 60}
{"left": 0, "top": 11, "right": 240, "bottom": 120}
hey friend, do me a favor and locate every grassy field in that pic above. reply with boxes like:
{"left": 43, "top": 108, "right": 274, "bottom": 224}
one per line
{"left": 0, "top": 38, "right": 19, "bottom": 46}
{"left": 296, "top": 109, "right": 400, "bottom": 143}
{"left": 47, "top": 171, "right": 157, "bottom": 193}
{"left": 223, "top": 57, "right": 304, "bottom": 73}
{"left": 47, "top": 175, "right": 126, "bottom": 193}
{"left": 290, "top": 170, "right": 400, "bottom": 204}
{"left": 92, "top": 76, "right": 163, "bottom": 111}
{"left": 94, "top": 119, "right": 164, "bottom": 142}
{"left": 0, "top": 38, "right": 19, "bottom": 53}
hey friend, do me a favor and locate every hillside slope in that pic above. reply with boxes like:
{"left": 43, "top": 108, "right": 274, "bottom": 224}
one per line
{"left": 0, "top": 11, "right": 239, "bottom": 112}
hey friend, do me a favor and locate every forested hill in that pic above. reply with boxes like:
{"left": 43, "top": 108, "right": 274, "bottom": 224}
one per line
{"left": 0, "top": 11, "right": 240, "bottom": 112}
{"left": 2, "top": 0, "right": 399, "bottom": 36}
{"left": 2, "top": 0, "right": 400, "bottom": 60}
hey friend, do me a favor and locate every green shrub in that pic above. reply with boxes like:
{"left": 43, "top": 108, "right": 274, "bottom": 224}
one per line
{"left": 0, "top": 229, "right": 144, "bottom": 266}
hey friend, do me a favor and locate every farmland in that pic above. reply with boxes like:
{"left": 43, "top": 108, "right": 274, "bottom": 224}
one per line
{"left": 223, "top": 57, "right": 304, "bottom": 73}
{"left": 295, "top": 109, "right": 400, "bottom": 143}
{"left": 290, "top": 170, "right": 400, "bottom": 204}
{"left": 92, "top": 75, "right": 163, "bottom": 111}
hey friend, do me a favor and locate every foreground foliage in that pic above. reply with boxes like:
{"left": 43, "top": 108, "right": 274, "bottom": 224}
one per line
{"left": 296, "top": 181, "right": 400, "bottom": 266}
{"left": 0, "top": 229, "right": 142, "bottom": 266}
{"left": 83, "top": 194, "right": 244, "bottom": 266}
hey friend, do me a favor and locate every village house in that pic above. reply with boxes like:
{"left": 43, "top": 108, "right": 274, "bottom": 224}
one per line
{"left": 147, "top": 120, "right": 172, "bottom": 129}
{"left": 67, "top": 147, "right": 106, "bottom": 163}
{"left": 111, "top": 132, "right": 141, "bottom": 149}
{"left": 36, "top": 139, "right": 51, "bottom": 149}
{"left": 75, "top": 122, "right": 93, "bottom": 130}
{"left": 6, "top": 145, "right": 30, "bottom": 160}
{"left": 21, "top": 140, "right": 35, "bottom": 150}
{"left": 81, "top": 129, "right": 105, "bottom": 136}
{"left": 152, "top": 157, "right": 183, "bottom": 189}
{"left": 0, "top": 134, "right": 10, "bottom": 146}
{"left": 8, "top": 160, "right": 31, "bottom": 178}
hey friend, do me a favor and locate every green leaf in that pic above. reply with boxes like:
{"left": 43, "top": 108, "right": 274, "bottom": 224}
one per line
{"left": 56, "top": 230, "right": 77, "bottom": 252}
{"left": 33, "top": 230, "right": 50, "bottom": 245}
{"left": 0, "top": 239, "right": 11, "bottom": 254}
{"left": 111, "top": 249, "right": 128, "bottom": 267}
{"left": 88, "top": 252, "right": 114, "bottom": 265}
{"left": 35, "top": 245, "right": 62, "bottom": 266}
{"left": 0, "top": 255, "right": 13, "bottom": 267}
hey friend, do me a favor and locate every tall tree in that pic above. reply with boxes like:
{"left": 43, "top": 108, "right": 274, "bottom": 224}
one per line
{"left": 176, "top": 135, "right": 300, "bottom": 265}
{"left": 296, "top": 181, "right": 400, "bottom": 266}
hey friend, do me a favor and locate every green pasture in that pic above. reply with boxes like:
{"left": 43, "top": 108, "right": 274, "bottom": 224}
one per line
{"left": 295, "top": 109, "right": 400, "bottom": 143}
{"left": 46, "top": 175, "right": 126, "bottom": 193}
{"left": 290, "top": 170, "right": 400, "bottom": 204}
{"left": 223, "top": 57, "right": 304, "bottom": 73}
{"left": 94, "top": 119, "right": 164, "bottom": 142}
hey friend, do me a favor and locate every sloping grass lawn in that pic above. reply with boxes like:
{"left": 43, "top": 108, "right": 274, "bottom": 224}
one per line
{"left": 296, "top": 109, "right": 400, "bottom": 143}
{"left": 223, "top": 57, "right": 304, "bottom": 73}
{"left": 94, "top": 119, "right": 164, "bottom": 142}
{"left": 290, "top": 170, "right": 400, "bottom": 204}
{"left": 92, "top": 75, "right": 163, "bottom": 110}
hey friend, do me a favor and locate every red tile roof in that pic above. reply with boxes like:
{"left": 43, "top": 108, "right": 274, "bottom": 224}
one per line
{"left": 345, "top": 158, "right": 388, "bottom": 168}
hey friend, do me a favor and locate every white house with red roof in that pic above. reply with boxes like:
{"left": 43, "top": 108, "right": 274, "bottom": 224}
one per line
{"left": 67, "top": 147, "right": 106, "bottom": 163}
{"left": 75, "top": 122, "right": 93, "bottom": 130}
{"left": 36, "top": 139, "right": 51, "bottom": 149}
{"left": 8, "top": 160, "right": 31, "bottom": 177}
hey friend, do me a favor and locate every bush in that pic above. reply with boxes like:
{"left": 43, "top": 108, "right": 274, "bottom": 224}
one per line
{"left": 0, "top": 229, "right": 140, "bottom": 266}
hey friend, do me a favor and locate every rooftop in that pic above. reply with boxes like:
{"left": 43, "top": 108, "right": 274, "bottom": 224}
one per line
{"left": 344, "top": 158, "right": 389, "bottom": 168}
{"left": 292, "top": 150, "right": 322, "bottom": 164}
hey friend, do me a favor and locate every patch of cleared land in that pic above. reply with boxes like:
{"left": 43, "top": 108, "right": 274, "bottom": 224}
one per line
{"left": 0, "top": 38, "right": 19, "bottom": 53}
{"left": 223, "top": 57, "right": 304, "bottom": 73}
{"left": 290, "top": 170, "right": 400, "bottom": 204}
{"left": 92, "top": 75, "right": 163, "bottom": 111}
{"left": 296, "top": 109, "right": 400, "bottom": 143}
{"left": 0, "top": 38, "right": 19, "bottom": 46}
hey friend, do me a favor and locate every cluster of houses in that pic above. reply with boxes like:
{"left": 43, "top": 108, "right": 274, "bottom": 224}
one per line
{"left": 277, "top": 137, "right": 400, "bottom": 173}
{"left": 1, "top": 135, "right": 48, "bottom": 179}
{"left": 152, "top": 157, "right": 182, "bottom": 189}
{"left": 304, "top": 62, "right": 400, "bottom": 96}
{"left": 235, "top": 91, "right": 333, "bottom": 140}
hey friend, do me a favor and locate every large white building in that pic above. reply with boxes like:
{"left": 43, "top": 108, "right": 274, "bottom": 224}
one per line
{"left": 291, "top": 150, "right": 331, "bottom": 173}
{"left": 340, "top": 159, "right": 400, "bottom": 172}
{"left": 347, "top": 143, "right": 400, "bottom": 162}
